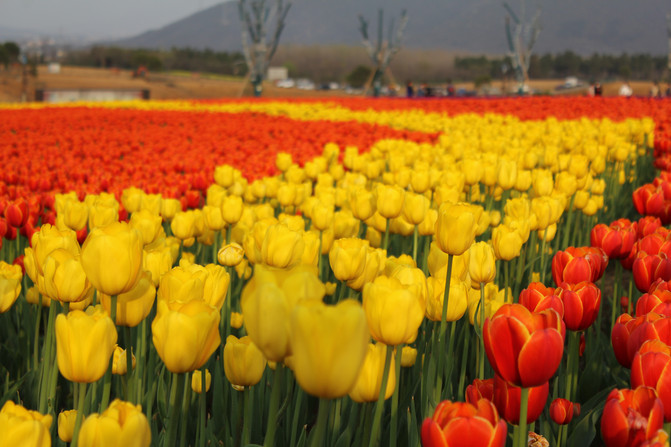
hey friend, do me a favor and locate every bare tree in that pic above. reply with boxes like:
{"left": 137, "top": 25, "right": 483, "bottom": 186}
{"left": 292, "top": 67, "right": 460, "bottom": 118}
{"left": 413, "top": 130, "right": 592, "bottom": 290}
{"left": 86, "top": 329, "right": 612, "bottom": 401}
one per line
{"left": 503, "top": 0, "right": 541, "bottom": 93}
{"left": 667, "top": 12, "right": 671, "bottom": 72}
{"left": 238, "top": 0, "right": 291, "bottom": 96}
{"left": 358, "top": 9, "right": 408, "bottom": 97}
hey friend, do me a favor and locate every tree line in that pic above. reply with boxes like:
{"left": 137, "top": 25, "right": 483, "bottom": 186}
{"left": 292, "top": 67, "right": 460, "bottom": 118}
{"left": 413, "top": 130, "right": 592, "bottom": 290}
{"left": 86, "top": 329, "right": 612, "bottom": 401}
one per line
{"left": 455, "top": 51, "right": 670, "bottom": 82}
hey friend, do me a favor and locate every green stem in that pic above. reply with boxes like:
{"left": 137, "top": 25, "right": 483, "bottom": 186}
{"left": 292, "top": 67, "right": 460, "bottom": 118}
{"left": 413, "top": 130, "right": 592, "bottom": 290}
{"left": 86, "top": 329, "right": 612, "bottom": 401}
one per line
{"left": 38, "top": 300, "right": 57, "bottom": 414}
{"left": 290, "top": 387, "right": 304, "bottom": 447}
{"left": 565, "top": 331, "right": 579, "bottom": 402}
{"left": 198, "top": 369, "right": 207, "bottom": 447}
{"left": 517, "top": 387, "right": 530, "bottom": 447}
{"left": 136, "top": 319, "right": 147, "bottom": 403}
{"left": 611, "top": 262, "right": 623, "bottom": 333}
{"left": 435, "top": 254, "right": 454, "bottom": 397}
{"left": 165, "top": 373, "right": 185, "bottom": 447}
{"left": 561, "top": 196, "right": 576, "bottom": 249}
{"left": 368, "top": 344, "right": 394, "bottom": 447}
{"left": 32, "top": 304, "right": 42, "bottom": 370}
{"left": 504, "top": 261, "right": 510, "bottom": 303}
{"left": 71, "top": 382, "right": 87, "bottom": 447}
{"left": 412, "top": 225, "right": 419, "bottom": 264}
{"left": 540, "top": 228, "right": 548, "bottom": 283}
{"left": 557, "top": 420, "right": 565, "bottom": 447}
{"left": 179, "top": 372, "right": 191, "bottom": 447}
{"left": 242, "top": 386, "right": 253, "bottom": 446}
{"left": 125, "top": 326, "right": 134, "bottom": 403}
{"left": 390, "top": 345, "right": 403, "bottom": 447}
{"left": 318, "top": 231, "right": 324, "bottom": 282}
{"left": 478, "top": 285, "right": 486, "bottom": 379}
{"left": 311, "top": 398, "right": 331, "bottom": 447}
{"left": 457, "top": 323, "right": 470, "bottom": 399}
{"left": 383, "top": 218, "right": 391, "bottom": 252}
{"left": 263, "top": 364, "right": 285, "bottom": 447}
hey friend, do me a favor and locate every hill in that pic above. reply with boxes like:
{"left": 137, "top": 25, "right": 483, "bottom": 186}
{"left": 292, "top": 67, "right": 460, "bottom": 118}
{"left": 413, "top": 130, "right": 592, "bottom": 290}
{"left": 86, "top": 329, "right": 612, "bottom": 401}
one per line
{"left": 112, "top": 0, "right": 670, "bottom": 55}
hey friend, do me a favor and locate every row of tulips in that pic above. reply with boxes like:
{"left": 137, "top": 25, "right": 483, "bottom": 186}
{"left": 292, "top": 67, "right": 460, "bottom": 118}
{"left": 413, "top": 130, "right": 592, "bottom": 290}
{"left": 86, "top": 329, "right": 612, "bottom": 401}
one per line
{"left": 0, "top": 98, "right": 664, "bottom": 447}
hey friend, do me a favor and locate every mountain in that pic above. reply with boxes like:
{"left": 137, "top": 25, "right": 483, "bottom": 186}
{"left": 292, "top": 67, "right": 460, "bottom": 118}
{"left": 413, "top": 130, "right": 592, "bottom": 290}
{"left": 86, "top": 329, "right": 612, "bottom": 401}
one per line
{"left": 112, "top": 0, "right": 670, "bottom": 55}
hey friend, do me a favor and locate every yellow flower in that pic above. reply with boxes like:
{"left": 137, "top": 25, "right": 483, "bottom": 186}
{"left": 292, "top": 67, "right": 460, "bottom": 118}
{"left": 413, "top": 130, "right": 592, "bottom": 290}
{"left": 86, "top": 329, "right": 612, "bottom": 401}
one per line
{"left": 333, "top": 209, "right": 360, "bottom": 239}
{"left": 376, "top": 184, "right": 405, "bottom": 219}
{"left": 466, "top": 283, "right": 513, "bottom": 326}
{"left": 129, "top": 209, "right": 163, "bottom": 246}
{"left": 402, "top": 192, "right": 429, "bottom": 226}
{"left": 261, "top": 223, "right": 305, "bottom": 269}
{"left": 81, "top": 222, "right": 143, "bottom": 296}
{"left": 349, "top": 187, "right": 376, "bottom": 221}
{"left": 401, "top": 346, "right": 417, "bottom": 367}
{"left": 55, "top": 306, "right": 118, "bottom": 383}
{"left": 58, "top": 409, "right": 78, "bottom": 443}
{"left": 491, "top": 224, "right": 524, "bottom": 261}
{"left": 434, "top": 203, "right": 480, "bottom": 255}
{"left": 121, "top": 188, "right": 144, "bottom": 214}
{"left": 58, "top": 198, "right": 89, "bottom": 231}
{"left": 157, "top": 264, "right": 207, "bottom": 304}
{"left": 151, "top": 299, "right": 220, "bottom": 373}
{"left": 223, "top": 335, "right": 267, "bottom": 388}
{"left": 348, "top": 343, "right": 396, "bottom": 403}
{"left": 363, "top": 275, "right": 425, "bottom": 346}
{"left": 42, "top": 249, "right": 92, "bottom": 303}
{"left": 218, "top": 243, "right": 245, "bottom": 267}
{"left": 191, "top": 369, "right": 212, "bottom": 394}
{"left": 289, "top": 299, "right": 369, "bottom": 399}
{"left": 0, "top": 261, "right": 22, "bottom": 312}
{"left": 468, "top": 241, "right": 496, "bottom": 285}
{"left": 276, "top": 152, "right": 293, "bottom": 172}
{"left": 88, "top": 204, "right": 118, "bottom": 230}
{"left": 310, "top": 201, "right": 334, "bottom": 232}
{"left": 160, "top": 198, "right": 181, "bottom": 221}
{"left": 31, "top": 224, "right": 80, "bottom": 277}
{"left": 142, "top": 243, "right": 173, "bottom": 286}
{"left": 214, "top": 164, "right": 237, "bottom": 187}
{"left": 328, "top": 238, "right": 369, "bottom": 281}
{"left": 77, "top": 399, "right": 151, "bottom": 447}
{"left": 25, "top": 285, "right": 50, "bottom": 307}
{"left": 425, "top": 277, "right": 468, "bottom": 322}
{"left": 230, "top": 312, "right": 244, "bottom": 329}
{"left": 170, "top": 211, "right": 196, "bottom": 240}
{"left": 347, "top": 247, "right": 386, "bottom": 291}
{"left": 221, "top": 195, "right": 244, "bottom": 225}
{"left": 0, "top": 401, "right": 52, "bottom": 447}
{"left": 112, "top": 346, "right": 136, "bottom": 375}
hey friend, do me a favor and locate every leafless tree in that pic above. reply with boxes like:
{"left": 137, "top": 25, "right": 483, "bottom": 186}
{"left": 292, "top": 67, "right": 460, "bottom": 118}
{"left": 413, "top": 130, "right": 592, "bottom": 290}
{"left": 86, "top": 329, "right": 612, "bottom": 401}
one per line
{"left": 238, "top": 0, "right": 291, "bottom": 96}
{"left": 503, "top": 0, "right": 541, "bottom": 92}
{"left": 358, "top": 9, "right": 408, "bottom": 96}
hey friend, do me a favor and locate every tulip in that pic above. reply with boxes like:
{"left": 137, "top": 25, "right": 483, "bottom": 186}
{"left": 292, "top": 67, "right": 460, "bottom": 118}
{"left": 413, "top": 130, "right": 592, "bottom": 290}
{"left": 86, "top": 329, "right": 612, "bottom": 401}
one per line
{"left": 549, "top": 398, "right": 580, "bottom": 425}
{"left": 590, "top": 219, "right": 637, "bottom": 260}
{"left": 363, "top": 275, "right": 425, "bottom": 346}
{"left": 81, "top": 222, "right": 143, "bottom": 296}
{"left": 161, "top": 198, "right": 181, "bottom": 221}
{"left": 552, "top": 246, "right": 607, "bottom": 286}
{"left": 633, "top": 184, "right": 666, "bottom": 223}
{"left": 214, "top": 164, "right": 237, "bottom": 187}
{"left": 223, "top": 335, "right": 266, "bottom": 388}
{"left": 57, "top": 199, "right": 89, "bottom": 232}
{"left": 555, "top": 281, "right": 601, "bottom": 331}
{"left": 98, "top": 271, "right": 156, "bottom": 327}
{"left": 0, "top": 261, "right": 22, "bottom": 312}
{"left": 426, "top": 276, "right": 468, "bottom": 322}
{"left": 289, "top": 299, "right": 369, "bottom": 398}
{"left": 467, "top": 284, "right": 513, "bottom": 326}
{"left": 129, "top": 209, "right": 163, "bottom": 246}
{"left": 518, "top": 282, "right": 564, "bottom": 317}
{"left": 260, "top": 223, "right": 305, "bottom": 269}
{"left": 483, "top": 304, "right": 564, "bottom": 388}
{"left": 42, "top": 249, "right": 92, "bottom": 304}
{"left": 491, "top": 224, "right": 524, "bottom": 261}
{"left": 55, "top": 306, "right": 118, "bottom": 383}
{"left": 328, "top": 237, "right": 369, "bottom": 281}
{"left": 4, "top": 199, "right": 29, "bottom": 228}
{"left": 401, "top": 346, "right": 417, "bottom": 367}
{"left": 348, "top": 343, "right": 396, "bottom": 403}
{"left": 631, "top": 340, "right": 671, "bottom": 421}
{"left": 77, "top": 399, "right": 151, "bottom": 447}
{"left": 222, "top": 195, "right": 244, "bottom": 225}
{"left": 492, "top": 374, "right": 549, "bottom": 424}
{"left": 633, "top": 252, "right": 671, "bottom": 293}
{"left": 31, "top": 224, "right": 81, "bottom": 277}
{"left": 88, "top": 204, "right": 118, "bottom": 230}
{"left": 191, "top": 369, "right": 212, "bottom": 393}
{"left": 465, "top": 378, "right": 494, "bottom": 405}
{"left": 170, "top": 211, "right": 196, "bottom": 240}
{"left": 468, "top": 241, "right": 496, "bottom": 285}
{"left": 218, "top": 242, "right": 245, "bottom": 267}
{"left": 112, "top": 346, "right": 136, "bottom": 375}
{"left": 435, "top": 203, "right": 480, "bottom": 256}
{"left": 0, "top": 401, "right": 53, "bottom": 447}
{"left": 421, "top": 399, "right": 507, "bottom": 447}
{"left": 151, "top": 299, "right": 220, "bottom": 373}
{"left": 346, "top": 247, "right": 386, "bottom": 291}
{"left": 58, "top": 409, "right": 78, "bottom": 442}
{"left": 402, "top": 192, "right": 430, "bottom": 225}
{"left": 638, "top": 216, "right": 663, "bottom": 239}
{"left": 601, "top": 386, "right": 664, "bottom": 447}
{"left": 143, "top": 243, "right": 173, "bottom": 286}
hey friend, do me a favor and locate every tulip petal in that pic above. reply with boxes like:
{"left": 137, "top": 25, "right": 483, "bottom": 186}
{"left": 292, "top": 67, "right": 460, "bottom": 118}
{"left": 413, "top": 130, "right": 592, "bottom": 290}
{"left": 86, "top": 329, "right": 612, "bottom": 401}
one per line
{"left": 485, "top": 316, "right": 530, "bottom": 384}
{"left": 421, "top": 418, "right": 448, "bottom": 447}
{"left": 517, "top": 329, "right": 563, "bottom": 387}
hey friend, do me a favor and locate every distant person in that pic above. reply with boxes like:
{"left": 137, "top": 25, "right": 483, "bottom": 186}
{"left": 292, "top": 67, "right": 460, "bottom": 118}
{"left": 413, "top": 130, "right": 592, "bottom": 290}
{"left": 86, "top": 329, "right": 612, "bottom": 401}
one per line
{"left": 650, "top": 81, "right": 660, "bottom": 98}
{"left": 587, "top": 83, "right": 595, "bottom": 96}
{"left": 619, "top": 81, "right": 633, "bottom": 97}
{"left": 406, "top": 81, "right": 414, "bottom": 98}
{"left": 446, "top": 79, "right": 456, "bottom": 97}
{"left": 665, "top": 83, "right": 671, "bottom": 97}
{"left": 417, "top": 83, "right": 426, "bottom": 97}
{"left": 594, "top": 82, "right": 603, "bottom": 97}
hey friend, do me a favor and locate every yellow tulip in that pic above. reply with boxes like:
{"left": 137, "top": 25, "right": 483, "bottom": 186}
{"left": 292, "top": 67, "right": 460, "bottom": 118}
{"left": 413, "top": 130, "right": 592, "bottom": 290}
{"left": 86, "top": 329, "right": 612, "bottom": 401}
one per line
{"left": 426, "top": 277, "right": 468, "bottom": 322}
{"left": 218, "top": 242, "right": 245, "bottom": 267}
{"left": 88, "top": 204, "right": 118, "bottom": 230}
{"left": 0, "top": 261, "right": 22, "bottom": 312}
{"left": 151, "top": 299, "right": 220, "bottom": 373}
{"left": 276, "top": 152, "right": 293, "bottom": 172}
{"left": 532, "top": 169, "right": 554, "bottom": 197}
{"left": 376, "top": 184, "right": 405, "bottom": 219}
{"left": 55, "top": 306, "right": 117, "bottom": 383}
{"left": 139, "top": 194, "right": 162, "bottom": 216}
{"left": 497, "top": 158, "right": 518, "bottom": 190}
{"left": 157, "top": 264, "right": 207, "bottom": 304}
{"left": 58, "top": 198, "right": 89, "bottom": 231}
{"left": 160, "top": 198, "right": 182, "bottom": 221}
{"left": 100, "top": 272, "right": 156, "bottom": 327}
{"left": 221, "top": 195, "right": 244, "bottom": 225}
{"left": 363, "top": 275, "right": 425, "bottom": 345}
{"left": 214, "top": 165, "right": 237, "bottom": 188}
{"left": 58, "top": 409, "right": 78, "bottom": 443}
{"left": 491, "top": 224, "right": 524, "bottom": 261}
{"left": 129, "top": 209, "right": 163, "bottom": 246}
{"left": 347, "top": 247, "right": 386, "bottom": 291}
{"left": 410, "top": 169, "right": 431, "bottom": 193}
{"left": 466, "top": 283, "right": 513, "bottom": 326}
{"left": 401, "top": 346, "right": 417, "bottom": 367}
{"left": 417, "top": 208, "right": 438, "bottom": 236}
{"left": 223, "top": 335, "right": 267, "bottom": 388}
{"left": 230, "top": 311, "right": 244, "bottom": 329}
{"left": 348, "top": 343, "right": 396, "bottom": 403}
{"left": 26, "top": 285, "right": 50, "bottom": 307}
{"left": 31, "top": 224, "right": 80, "bottom": 276}
{"left": 289, "top": 299, "right": 369, "bottom": 398}
{"left": 333, "top": 209, "right": 360, "bottom": 239}
{"left": 143, "top": 243, "right": 173, "bottom": 287}
{"left": 311, "top": 201, "right": 334, "bottom": 232}
{"left": 170, "top": 211, "right": 196, "bottom": 240}
{"left": 191, "top": 369, "right": 212, "bottom": 394}
{"left": 328, "top": 238, "right": 369, "bottom": 281}
{"left": 0, "top": 401, "right": 52, "bottom": 447}
{"left": 468, "top": 241, "right": 496, "bottom": 286}
{"left": 402, "top": 192, "right": 429, "bottom": 226}
{"left": 202, "top": 264, "right": 230, "bottom": 310}
{"left": 77, "top": 399, "right": 151, "bottom": 447}
{"left": 81, "top": 222, "right": 143, "bottom": 296}
{"left": 261, "top": 223, "right": 305, "bottom": 269}
{"left": 42, "top": 249, "right": 92, "bottom": 303}
{"left": 112, "top": 346, "right": 136, "bottom": 375}
{"left": 434, "top": 203, "right": 480, "bottom": 256}
{"left": 349, "top": 187, "right": 376, "bottom": 221}
{"left": 121, "top": 188, "right": 144, "bottom": 214}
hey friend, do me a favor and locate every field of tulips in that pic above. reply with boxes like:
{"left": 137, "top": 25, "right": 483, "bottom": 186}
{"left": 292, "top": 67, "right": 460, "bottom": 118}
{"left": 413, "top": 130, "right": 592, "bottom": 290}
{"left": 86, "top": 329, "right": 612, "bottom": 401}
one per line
{"left": 0, "top": 96, "right": 670, "bottom": 447}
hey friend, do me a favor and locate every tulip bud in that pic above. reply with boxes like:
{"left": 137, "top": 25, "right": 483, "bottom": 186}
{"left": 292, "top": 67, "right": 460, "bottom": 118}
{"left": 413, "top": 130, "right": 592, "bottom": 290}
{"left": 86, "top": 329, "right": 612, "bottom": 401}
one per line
{"left": 0, "top": 261, "right": 22, "bottom": 312}
{"left": 348, "top": 343, "right": 396, "bottom": 403}
{"left": 218, "top": 242, "right": 245, "bottom": 267}
{"left": 468, "top": 241, "right": 496, "bottom": 285}
{"left": 349, "top": 187, "right": 376, "bottom": 222}
{"left": 329, "top": 238, "right": 369, "bottom": 281}
{"left": 261, "top": 223, "right": 305, "bottom": 269}
{"left": 435, "top": 203, "right": 480, "bottom": 256}
{"left": 223, "top": 335, "right": 267, "bottom": 389}
{"left": 112, "top": 346, "right": 136, "bottom": 375}
{"left": 230, "top": 311, "right": 244, "bottom": 329}
{"left": 191, "top": 369, "right": 212, "bottom": 394}
{"left": 401, "top": 346, "right": 417, "bottom": 367}
{"left": 549, "top": 398, "right": 580, "bottom": 425}
{"left": 58, "top": 409, "right": 78, "bottom": 442}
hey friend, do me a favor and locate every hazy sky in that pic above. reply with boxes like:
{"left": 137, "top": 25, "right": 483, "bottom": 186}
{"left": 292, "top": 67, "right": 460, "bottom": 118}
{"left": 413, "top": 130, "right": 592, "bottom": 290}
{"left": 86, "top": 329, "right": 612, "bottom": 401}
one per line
{"left": 0, "top": 0, "right": 227, "bottom": 38}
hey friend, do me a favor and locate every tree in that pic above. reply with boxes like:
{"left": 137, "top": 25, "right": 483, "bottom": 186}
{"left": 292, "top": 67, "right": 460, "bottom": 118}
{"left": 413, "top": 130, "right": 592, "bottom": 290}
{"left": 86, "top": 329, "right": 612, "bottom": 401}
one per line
{"left": 503, "top": 0, "right": 541, "bottom": 91}
{"left": 358, "top": 9, "right": 408, "bottom": 97}
{"left": 346, "top": 65, "right": 372, "bottom": 88}
{"left": 238, "top": 0, "right": 291, "bottom": 97}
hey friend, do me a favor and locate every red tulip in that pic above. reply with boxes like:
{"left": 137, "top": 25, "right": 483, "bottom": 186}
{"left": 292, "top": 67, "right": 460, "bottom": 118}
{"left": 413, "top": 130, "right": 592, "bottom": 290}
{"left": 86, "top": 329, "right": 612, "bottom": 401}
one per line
{"left": 631, "top": 340, "right": 671, "bottom": 421}
{"left": 636, "top": 287, "right": 671, "bottom": 317}
{"left": 518, "top": 282, "right": 564, "bottom": 317}
{"left": 622, "top": 232, "right": 667, "bottom": 270}
{"left": 491, "top": 374, "right": 548, "bottom": 425}
{"left": 465, "top": 378, "right": 493, "bottom": 405}
{"left": 633, "top": 252, "right": 671, "bottom": 293}
{"left": 601, "top": 386, "right": 665, "bottom": 447}
{"left": 611, "top": 313, "right": 671, "bottom": 368}
{"left": 590, "top": 219, "right": 637, "bottom": 259}
{"left": 421, "top": 399, "right": 507, "bottom": 447}
{"left": 638, "top": 216, "right": 663, "bottom": 240}
{"left": 633, "top": 184, "right": 666, "bottom": 222}
{"left": 552, "top": 247, "right": 607, "bottom": 286}
{"left": 4, "top": 199, "right": 29, "bottom": 227}
{"left": 549, "top": 398, "right": 580, "bottom": 425}
{"left": 555, "top": 281, "right": 601, "bottom": 331}
{"left": 483, "top": 304, "right": 564, "bottom": 388}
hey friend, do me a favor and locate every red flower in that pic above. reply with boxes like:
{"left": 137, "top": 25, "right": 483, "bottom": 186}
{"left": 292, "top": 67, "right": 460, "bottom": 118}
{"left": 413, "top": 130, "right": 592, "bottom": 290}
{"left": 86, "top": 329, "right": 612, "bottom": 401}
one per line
{"left": 630, "top": 340, "right": 671, "bottom": 421}
{"left": 611, "top": 313, "right": 670, "bottom": 368}
{"left": 552, "top": 247, "right": 607, "bottom": 286}
{"left": 633, "top": 252, "right": 671, "bottom": 293}
{"left": 518, "top": 282, "right": 564, "bottom": 317}
{"left": 636, "top": 287, "right": 671, "bottom": 317}
{"left": 491, "top": 374, "right": 548, "bottom": 425}
{"left": 601, "top": 386, "right": 664, "bottom": 447}
{"left": 4, "top": 199, "right": 29, "bottom": 228}
{"left": 590, "top": 219, "right": 637, "bottom": 259}
{"left": 549, "top": 398, "right": 580, "bottom": 425}
{"left": 421, "top": 399, "right": 507, "bottom": 447}
{"left": 638, "top": 216, "right": 663, "bottom": 240}
{"left": 555, "top": 281, "right": 601, "bottom": 331}
{"left": 633, "top": 184, "right": 666, "bottom": 223}
{"left": 465, "top": 378, "right": 493, "bottom": 405}
{"left": 483, "top": 304, "right": 564, "bottom": 388}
